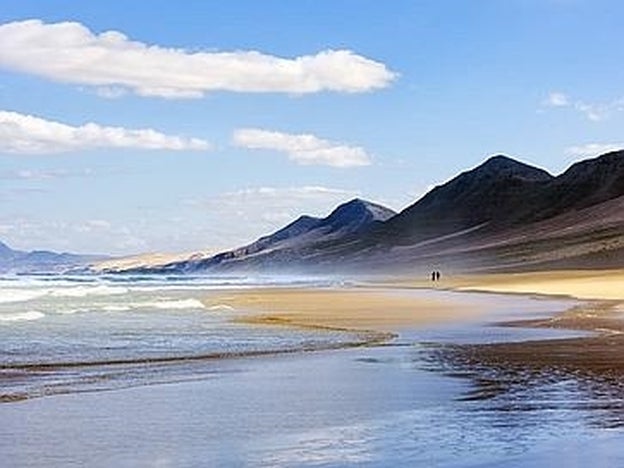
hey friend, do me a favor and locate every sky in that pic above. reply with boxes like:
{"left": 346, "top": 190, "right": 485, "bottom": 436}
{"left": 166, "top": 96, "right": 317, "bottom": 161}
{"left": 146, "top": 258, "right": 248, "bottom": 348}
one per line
{"left": 1, "top": 0, "right": 623, "bottom": 255}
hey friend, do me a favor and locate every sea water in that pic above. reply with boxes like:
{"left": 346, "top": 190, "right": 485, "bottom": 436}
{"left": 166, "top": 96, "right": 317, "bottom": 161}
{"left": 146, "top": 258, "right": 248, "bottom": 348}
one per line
{"left": 2, "top": 275, "right": 624, "bottom": 467}
{"left": 0, "top": 274, "right": 362, "bottom": 401}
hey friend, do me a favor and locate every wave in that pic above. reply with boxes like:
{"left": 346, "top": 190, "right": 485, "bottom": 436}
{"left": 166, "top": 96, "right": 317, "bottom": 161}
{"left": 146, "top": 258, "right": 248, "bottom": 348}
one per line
{"left": 127, "top": 299, "right": 207, "bottom": 310}
{"left": 207, "top": 304, "right": 235, "bottom": 311}
{"left": 0, "top": 311, "right": 45, "bottom": 322}
{"left": 50, "top": 285, "right": 129, "bottom": 298}
{"left": 0, "top": 289, "right": 48, "bottom": 304}
{"left": 0, "top": 284, "right": 130, "bottom": 305}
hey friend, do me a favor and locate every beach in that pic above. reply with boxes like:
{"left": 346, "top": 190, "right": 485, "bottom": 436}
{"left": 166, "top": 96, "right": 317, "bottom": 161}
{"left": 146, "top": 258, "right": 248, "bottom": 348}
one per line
{"left": 3, "top": 271, "right": 624, "bottom": 466}
{"left": 204, "top": 287, "right": 485, "bottom": 332}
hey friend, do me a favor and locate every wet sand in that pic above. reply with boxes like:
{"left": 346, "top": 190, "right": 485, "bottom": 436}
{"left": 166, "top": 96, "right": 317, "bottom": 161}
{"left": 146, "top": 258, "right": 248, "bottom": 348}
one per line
{"left": 207, "top": 273, "right": 624, "bottom": 428}
{"left": 413, "top": 270, "right": 624, "bottom": 424}
{"left": 442, "top": 270, "right": 624, "bottom": 376}
{"left": 203, "top": 287, "right": 483, "bottom": 333}
{"left": 203, "top": 276, "right": 624, "bottom": 393}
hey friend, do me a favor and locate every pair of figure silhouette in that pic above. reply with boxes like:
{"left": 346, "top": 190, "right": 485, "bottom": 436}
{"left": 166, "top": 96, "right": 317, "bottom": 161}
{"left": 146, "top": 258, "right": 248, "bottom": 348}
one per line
{"left": 431, "top": 271, "right": 441, "bottom": 282}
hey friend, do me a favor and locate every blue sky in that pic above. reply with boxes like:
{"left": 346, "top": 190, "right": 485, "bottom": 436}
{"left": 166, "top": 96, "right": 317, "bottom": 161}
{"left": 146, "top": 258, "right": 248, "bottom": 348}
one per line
{"left": 0, "top": 1, "right": 623, "bottom": 255}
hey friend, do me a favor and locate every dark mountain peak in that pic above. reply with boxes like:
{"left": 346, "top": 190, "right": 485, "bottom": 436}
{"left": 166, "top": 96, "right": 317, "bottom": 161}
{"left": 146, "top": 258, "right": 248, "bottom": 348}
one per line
{"left": 470, "top": 154, "right": 553, "bottom": 182}
{"left": 483, "top": 154, "right": 516, "bottom": 166}
{"left": 324, "top": 198, "right": 396, "bottom": 232}
{"left": 551, "top": 149, "right": 624, "bottom": 210}
{"left": 562, "top": 149, "right": 624, "bottom": 179}
{"left": 389, "top": 155, "right": 555, "bottom": 240}
{"left": 245, "top": 214, "right": 322, "bottom": 252}
{"left": 249, "top": 199, "right": 395, "bottom": 250}
{"left": 270, "top": 214, "right": 322, "bottom": 238}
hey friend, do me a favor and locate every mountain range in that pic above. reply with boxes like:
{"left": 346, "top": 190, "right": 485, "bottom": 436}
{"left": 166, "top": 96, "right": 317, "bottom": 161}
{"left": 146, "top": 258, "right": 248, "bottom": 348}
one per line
{"left": 0, "top": 241, "right": 104, "bottom": 274}
{"left": 105, "top": 150, "right": 624, "bottom": 275}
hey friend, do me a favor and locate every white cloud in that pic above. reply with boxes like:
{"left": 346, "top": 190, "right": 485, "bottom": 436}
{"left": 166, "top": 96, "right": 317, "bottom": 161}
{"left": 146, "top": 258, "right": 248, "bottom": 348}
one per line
{"left": 232, "top": 128, "right": 372, "bottom": 168}
{"left": 542, "top": 91, "right": 624, "bottom": 121}
{"left": 0, "top": 19, "right": 396, "bottom": 98}
{"left": 573, "top": 102, "right": 605, "bottom": 122}
{"left": 565, "top": 143, "right": 624, "bottom": 158}
{"left": 0, "top": 110, "right": 210, "bottom": 154}
{"left": 1, "top": 168, "right": 94, "bottom": 180}
{"left": 543, "top": 92, "right": 570, "bottom": 107}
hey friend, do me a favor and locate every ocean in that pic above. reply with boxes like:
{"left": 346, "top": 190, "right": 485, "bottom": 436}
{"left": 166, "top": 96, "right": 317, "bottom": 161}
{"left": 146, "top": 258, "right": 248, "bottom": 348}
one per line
{"left": 0, "top": 274, "right": 364, "bottom": 402}
{"left": 2, "top": 274, "right": 624, "bottom": 467}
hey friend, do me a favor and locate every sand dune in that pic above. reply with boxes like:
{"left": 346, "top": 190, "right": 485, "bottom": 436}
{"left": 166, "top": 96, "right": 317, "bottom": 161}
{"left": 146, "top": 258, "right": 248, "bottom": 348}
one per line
{"left": 90, "top": 250, "right": 214, "bottom": 272}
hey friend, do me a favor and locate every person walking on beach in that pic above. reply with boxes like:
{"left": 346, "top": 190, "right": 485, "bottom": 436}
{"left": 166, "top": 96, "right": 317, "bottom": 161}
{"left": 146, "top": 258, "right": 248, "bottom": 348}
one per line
{"left": 431, "top": 271, "right": 436, "bottom": 282}
{"left": 436, "top": 271, "right": 441, "bottom": 281}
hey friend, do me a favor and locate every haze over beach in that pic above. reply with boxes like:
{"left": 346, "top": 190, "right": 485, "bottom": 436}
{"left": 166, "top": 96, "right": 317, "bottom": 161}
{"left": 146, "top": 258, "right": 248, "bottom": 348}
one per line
{"left": 2, "top": 2, "right": 624, "bottom": 467}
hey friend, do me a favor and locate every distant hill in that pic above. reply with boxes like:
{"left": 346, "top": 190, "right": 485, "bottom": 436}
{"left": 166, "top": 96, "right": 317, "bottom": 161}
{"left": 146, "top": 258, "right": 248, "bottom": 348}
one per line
{"left": 0, "top": 241, "right": 104, "bottom": 274}
{"left": 112, "top": 150, "right": 624, "bottom": 275}
{"left": 127, "top": 198, "right": 396, "bottom": 274}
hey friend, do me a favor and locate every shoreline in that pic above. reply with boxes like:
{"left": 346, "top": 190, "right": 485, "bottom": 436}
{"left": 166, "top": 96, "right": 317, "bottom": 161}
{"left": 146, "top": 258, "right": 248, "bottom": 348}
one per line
{"left": 204, "top": 269, "right": 624, "bottom": 340}
{"left": 204, "top": 272, "right": 624, "bottom": 410}
{"left": 402, "top": 270, "right": 624, "bottom": 413}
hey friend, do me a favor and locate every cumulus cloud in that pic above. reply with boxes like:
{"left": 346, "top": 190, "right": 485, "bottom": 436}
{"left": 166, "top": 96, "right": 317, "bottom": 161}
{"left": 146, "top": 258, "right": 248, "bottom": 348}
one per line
{"left": 0, "top": 19, "right": 396, "bottom": 98}
{"left": 0, "top": 110, "right": 210, "bottom": 154}
{"left": 542, "top": 91, "right": 624, "bottom": 121}
{"left": 565, "top": 143, "right": 624, "bottom": 158}
{"left": 543, "top": 92, "right": 570, "bottom": 107}
{"left": 232, "top": 128, "right": 372, "bottom": 168}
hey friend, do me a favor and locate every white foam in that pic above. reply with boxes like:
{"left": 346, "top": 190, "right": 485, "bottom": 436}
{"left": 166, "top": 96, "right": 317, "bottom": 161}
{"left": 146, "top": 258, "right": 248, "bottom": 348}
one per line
{"left": 50, "top": 285, "right": 129, "bottom": 298}
{"left": 101, "top": 305, "right": 132, "bottom": 312}
{"left": 40, "top": 299, "right": 207, "bottom": 315}
{"left": 0, "top": 311, "right": 45, "bottom": 322}
{"left": 207, "top": 304, "right": 235, "bottom": 311}
{"left": 0, "top": 289, "right": 48, "bottom": 304}
{"left": 134, "top": 299, "right": 206, "bottom": 310}
{"left": 96, "top": 299, "right": 207, "bottom": 312}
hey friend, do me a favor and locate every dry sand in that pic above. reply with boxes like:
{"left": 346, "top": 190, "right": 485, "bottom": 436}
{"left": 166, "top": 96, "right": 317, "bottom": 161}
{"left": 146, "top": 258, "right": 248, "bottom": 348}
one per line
{"left": 377, "top": 268, "right": 624, "bottom": 301}
{"left": 204, "top": 269, "right": 624, "bottom": 335}
{"left": 450, "top": 269, "right": 624, "bottom": 301}
{"left": 203, "top": 287, "right": 482, "bottom": 333}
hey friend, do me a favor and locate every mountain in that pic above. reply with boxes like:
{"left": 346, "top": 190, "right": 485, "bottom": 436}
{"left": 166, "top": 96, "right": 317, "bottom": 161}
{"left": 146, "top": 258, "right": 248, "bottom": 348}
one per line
{"left": 356, "top": 150, "right": 624, "bottom": 272}
{"left": 380, "top": 155, "right": 554, "bottom": 243}
{"left": 0, "top": 241, "right": 104, "bottom": 274}
{"left": 389, "top": 151, "right": 624, "bottom": 240}
{"left": 129, "top": 198, "right": 396, "bottom": 273}
{"left": 115, "top": 151, "right": 624, "bottom": 275}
